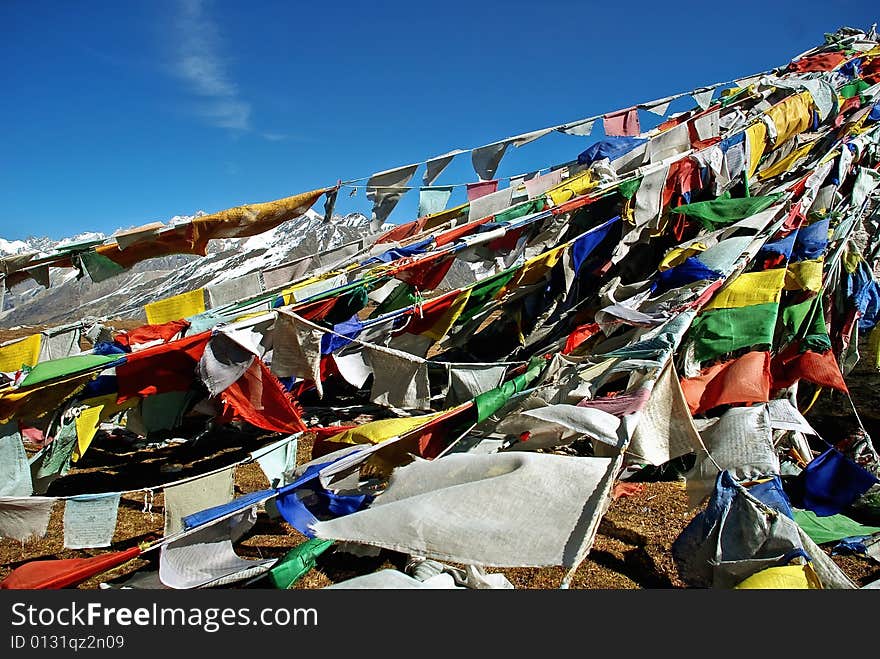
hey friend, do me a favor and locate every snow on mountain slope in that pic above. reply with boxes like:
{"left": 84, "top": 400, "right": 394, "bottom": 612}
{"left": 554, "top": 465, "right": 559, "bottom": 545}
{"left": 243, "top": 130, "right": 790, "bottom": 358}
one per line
{"left": 0, "top": 238, "right": 33, "bottom": 255}
{"left": 1, "top": 209, "right": 380, "bottom": 326}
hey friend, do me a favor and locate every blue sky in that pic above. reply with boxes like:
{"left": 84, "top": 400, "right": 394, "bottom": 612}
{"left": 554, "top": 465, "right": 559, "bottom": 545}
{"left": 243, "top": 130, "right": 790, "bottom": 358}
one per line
{"left": 1, "top": 0, "right": 876, "bottom": 240}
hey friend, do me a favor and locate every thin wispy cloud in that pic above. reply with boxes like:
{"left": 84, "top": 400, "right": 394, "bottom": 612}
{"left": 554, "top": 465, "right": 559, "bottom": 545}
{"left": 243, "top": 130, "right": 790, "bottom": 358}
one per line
{"left": 260, "top": 132, "right": 289, "bottom": 142}
{"left": 172, "top": 0, "right": 251, "bottom": 131}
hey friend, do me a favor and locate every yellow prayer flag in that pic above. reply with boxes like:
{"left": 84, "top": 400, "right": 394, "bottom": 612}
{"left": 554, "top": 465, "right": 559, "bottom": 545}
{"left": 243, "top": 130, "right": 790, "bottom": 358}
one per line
{"left": 745, "top": 122, "right": 768, "bottom": 179}
{"left": 703, "top": 268, "right": 786, "bottom": 310}
{"left": 843, "top": 251, "right": 861, "bottom": 274}
{"left": 659, "top": 244, "right": 707, "bottom": 271}
{"left": 765, "top": 91, "right": 813, "bottom": 147}
{"left": 784, "top": 259, "right": 823, "bottom": 292}
{"left": 72, "top": 406, "right": 103, "bottom": 463}
{"left": 233, "top": 311, "right": 270, "bottom": 323}
{"left": 547, "top": 171, "right": 596, "bottom": 206}
{"left": 869, "top": 325, "right": 880, "bottom": 370}
{"left": 326, "top": 412, "right": 445, "bottom": 447}
{"left": 421, "top": 290, "right": 472, "bottom": 342}
{"left": 509, "top": 244, "right": 569, "bottom": 289}
{"left": 734, "top": 564, "right": 822, "bottom": 589}
{"left": 145, "top": 288, "right": 206, "bottom": 325}
{"left": 819, "top": 148, "right": 841, "bottom": 165}
{"left": 0, "top": 372, "right": 96, "bottom": 424}
{"left": 0, "top": 334, "right": 42, "bottom": 373}
{"left": 757, "top": 141, "right": 815, "bottom": 180}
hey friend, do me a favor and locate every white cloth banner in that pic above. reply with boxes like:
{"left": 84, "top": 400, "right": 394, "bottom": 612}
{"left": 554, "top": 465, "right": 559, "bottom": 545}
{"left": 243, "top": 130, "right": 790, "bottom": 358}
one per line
{"left": 691, "top": 89, "right": 714, "bottom": 110}
{"left": 63, "top": 492, "right": 121, "bottom": 549}
{"left": 634, "top": 164, "right": 671, "bottom": 228}
{"left": 644, "top": 98, "right": 673, "bottom": 116}
{"left": 313, "top": 452, "right": 616, "bottom": 568}
{"left": 205, "top": 272, "right": 263, "bottom": 309}
{"left": 0, "top": 423, "right": 32, "bottom": 496}
{"left": 0, "top": 496, "right": 55, "bottom": 542}
{"left": 163, "top": 469, "right": 234, "bottom": 537}
{"left": 38, "top": 324, "right": 82, "bottom": 362}
{"left": 261, "top": 258, "right": 312, "bottom": 291}
{"left": 198, "top": 333, "right": 256, "bottom": 397}
{"left": 766, "top": 399, "right": 817, "bottom": 435}
{"left": 468, "top": 187, "right": 513, "bottom": 222}
{"left": 692, "top": 109, "right": 720, "bottom": 142}
{"left": 251, "top": 435, "right": 299, "bottom": 488}
{"left": 685, "top": 405, "right": 779, "bottom": 509}
{"left": 271, "top": 309, "right": 324, "bottom": 397}
{"left": 646, "top": 124, "right": 689, "bottom": 164}
{"left": 366, "top": 164, "right": 419, "bottom": 229}
{"left": 445, "top": 363, "right": 508, "bottom": 406}
{"left": 333, "top": 350, "right": 372, "bottom": 389}
{"left": 524, "top": 170, "right": 563, "bottom": 199}
{"left": 159, "top": 508, "right": 274, "bottom": 589}
{"left": 472, "top": 140, "right": 512, "bottom": 181}
{"left": 558, "top": 119, "right": 595, "bottom": 136}
{"left": 364, "top": 344, "right": 431, "bottom": 409}
{"left": 628, "top": 361, "right": 705, "bottom": 465}
{"left": 290, "top": 273, "right": 347, "bottom": 303}
{"left": 424, "top": 150, "right": 466, "bottom": 186}
{"left": 497, "top": 403, "right": 623, "bottom": 451}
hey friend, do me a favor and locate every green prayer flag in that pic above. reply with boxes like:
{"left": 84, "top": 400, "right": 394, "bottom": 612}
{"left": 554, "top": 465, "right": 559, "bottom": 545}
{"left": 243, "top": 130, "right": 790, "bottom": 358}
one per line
{"left": 140, "top": 391, "right": 194, "bottom": 434}
{"left": 720, "top": 86, "right": 752, "bottom": 107}
{"left": 473, "top": 357, "right": 544, "bottom": 423}
{"left": 325, "top": 285, "right": 369, "bottom": 325}
{"left": 618, "top": 178, "right": 641, "bottom": 200}
{"left": 269, "top": 538, "right": 334, "bottom": 589}
{"left": 20, "top": 354, "right": 120, "bottom": 388}
{"left": 793, "top": 508, "right": 880, "bottom": 545}
{"left": 32, "top": 417, "right": 78, "bottom": 489}
{"left": 802, "top": 299, "right": 832, "bottom": 352}
{"left": 370, "top": 282, "right": 417, "bottom": 318}
{"left": 689, "top": 302, "right": 779, "bottom": 362}
{"left": 458, "top": 267, "right": 517, "bottom": 325}
{"left": 673, "top": 193, "right": 783, "bottom": 230}
{"left": 78, "top": 251, "right": 127, "bottom": 283}
{"left": 494, "top": 198, "right": 547, "bottom": 224}
{"left": 839, "top": 79, "right": 869, "bottom": 100}
{"left": 781, "top": 296, "right": 815, "bottom": 338}
{"left": 781, "top": 293, "right": 831, "bottom": 352}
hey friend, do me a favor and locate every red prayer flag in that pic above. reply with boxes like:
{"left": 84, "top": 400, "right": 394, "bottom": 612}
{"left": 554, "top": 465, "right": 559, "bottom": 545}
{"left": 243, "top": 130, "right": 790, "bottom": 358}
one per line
{"left": 563, "top": 322, "right": 601, "bottom": 355}
{"left": 116, "top": 331, "right": 211, "bottom": 403}
{"left": 219, "top": 359, "right": 308, "bottom": 433}
{"left": 404, "top": 289, "right": 463, "bottom": 336}
{"left": 114, "top": 319, "right": 190, "bottom": 350}
{"left": 0, "top": 547, "right": 141, "bottom": 590}
{"left": 291, "top": 296, "right": 338, "bottom": 322}
{"left": 392, "top": 253, "right": 456, "bottom": 291}
{"left": 863, "top": 57, "right": 880, "bottom": 84}
{"left": 787, "top": 52, "right": 847, "bottom": 73}
{"left": 771, "top": 344, "right": 849, "bottom": 393}
{"left": 376, "top": 218, "right": 428, "bottom": 245}
{"left": 663, "top": 157, "right": 703, "bottom": 209}
{"left": 433, "top": 216, "right": 492, "bottom": 247}
{"left": 680, "top": 351, "right": 772, "bottom": 415}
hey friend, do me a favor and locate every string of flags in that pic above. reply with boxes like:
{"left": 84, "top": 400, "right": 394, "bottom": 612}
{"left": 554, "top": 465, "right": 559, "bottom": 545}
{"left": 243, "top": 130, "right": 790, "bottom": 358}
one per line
{"left": 2, "top": 25, "right": 880, "bottom": 590}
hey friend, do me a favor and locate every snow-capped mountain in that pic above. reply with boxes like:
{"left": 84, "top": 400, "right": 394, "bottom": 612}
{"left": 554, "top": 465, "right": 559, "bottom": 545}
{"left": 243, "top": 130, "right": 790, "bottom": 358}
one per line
{"left": 1, "top": 209, "right": 379, "bottom": 326}
{"left": 0, "top": 238, "right": 33, "bottom": 255}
